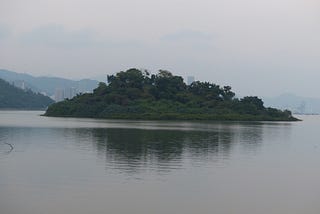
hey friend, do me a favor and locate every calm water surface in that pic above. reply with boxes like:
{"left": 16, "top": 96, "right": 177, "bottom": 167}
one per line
{"left": 0, "top": 111, "right": 319, "bottom": 214}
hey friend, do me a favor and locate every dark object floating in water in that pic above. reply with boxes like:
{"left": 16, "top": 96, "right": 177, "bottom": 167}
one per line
{"left": 3, "top": 142, "right": 14, "bottom": 152}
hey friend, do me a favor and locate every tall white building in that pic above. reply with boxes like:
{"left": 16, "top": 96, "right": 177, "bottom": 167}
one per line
{"left": 21, "top": 81, "right": 26, "bottom": 90}
{"left": 54, "top": 87, "right": 78, "bottom": 102}
{"left": 65, "top": 87, "right": 77, "bottom": 99}
{"left": 54, "top": 88, "right": 65, "bottom": 102}
{"left": 187, "top": 76, "right": 195, "bottom": 85}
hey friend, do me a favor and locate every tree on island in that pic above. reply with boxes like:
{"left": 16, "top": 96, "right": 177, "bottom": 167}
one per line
{"left": 45, "top": 68, "right": 297, "bottom": 121}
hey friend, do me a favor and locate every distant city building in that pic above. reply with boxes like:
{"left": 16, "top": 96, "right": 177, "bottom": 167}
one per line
{"left": 65, "top": 87, "right": 77, "bottom": 99}
{"left": 54, "top": 88, "right": 65, "bottom": 102}
{"left": 187, "top": 76, "right": 195, "bottom": 85}
{"left": 21, "top": 81, "right": 25, "bottom": 90}
{"left": 54, "top": 87, "right": 78, "bottom": 101}
{"left": 71, "top": 87, "right": 77, "bottom": 98}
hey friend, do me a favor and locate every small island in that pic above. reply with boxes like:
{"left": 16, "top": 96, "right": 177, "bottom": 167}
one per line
{"left": 45, "top": 68, "right": 298, "bottom": 121}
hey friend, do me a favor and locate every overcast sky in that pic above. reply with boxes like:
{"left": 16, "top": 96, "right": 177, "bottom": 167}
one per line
{"left": 1, "top": 0, "right": 320, "bottom": 97}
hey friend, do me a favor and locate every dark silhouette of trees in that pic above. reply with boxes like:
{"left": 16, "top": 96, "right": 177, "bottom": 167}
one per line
{"left": 45, "top": 68, "right": 297, "bottom": 121}
{"left": 0, "top": 78, "right": 54, "bottom": 109}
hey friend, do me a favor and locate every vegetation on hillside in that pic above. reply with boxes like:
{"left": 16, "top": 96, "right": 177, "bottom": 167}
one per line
{"left": 0, "top": 78, "right": 54, "bottom": 109}
{"left": 0, "top": 69, "right": 99, "bottom": 96}
{"left": 45, "top": 68, "right": 297, "bottom": 121}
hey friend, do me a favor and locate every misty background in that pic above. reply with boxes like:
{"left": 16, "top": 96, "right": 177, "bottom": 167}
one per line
{"left": 1, "top": 0, "right": 320, "bottom": 99}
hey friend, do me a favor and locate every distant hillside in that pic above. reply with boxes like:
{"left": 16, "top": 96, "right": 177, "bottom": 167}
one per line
{"left": 0, "top": 78, "right": 54, "bottom": 109}
{"left": 263, "top": 93, "right": 320, "bottom": 114}
{"left": 0, "top": 69, "right": 99, "bottom": 98}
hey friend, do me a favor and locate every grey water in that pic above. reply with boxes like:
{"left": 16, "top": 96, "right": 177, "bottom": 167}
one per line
{"left": 0, "top": 111, "right": 319, "bottom": 214}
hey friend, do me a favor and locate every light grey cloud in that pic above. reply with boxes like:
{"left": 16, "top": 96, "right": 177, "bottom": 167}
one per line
{"left": 159, "top": 30, "right": 215, "bottom": 52}
{"left": 1, "top": 0, "right": 320, "bottom": 97}
{"left": 20, "top": 24, "right": 98, "bottom": 48}
{"left": 161, "top": 30, "right": 213, "bottom": 42}
{"left": 19, "top": 24, "right": 143, "bottom": 50}
{"left": 0, "top": 25, "right": 10, "bottom": 40}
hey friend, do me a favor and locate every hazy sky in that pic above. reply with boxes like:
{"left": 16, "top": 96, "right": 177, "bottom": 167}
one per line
{"left": 1, "top": 0, "right": 320, "bottom": 97}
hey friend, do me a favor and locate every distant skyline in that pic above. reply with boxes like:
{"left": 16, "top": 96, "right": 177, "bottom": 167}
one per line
{"left": 1, "top": 0, "right": 320, "bottom": 97}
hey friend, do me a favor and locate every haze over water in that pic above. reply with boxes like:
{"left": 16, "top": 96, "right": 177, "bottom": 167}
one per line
{"left": 0, "top": 111, "right": 319, "bottom": 214}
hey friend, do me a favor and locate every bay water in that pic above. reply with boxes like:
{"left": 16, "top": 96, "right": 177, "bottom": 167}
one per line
{"left": 0, "top": 111, "right": 319, "bottom": 214}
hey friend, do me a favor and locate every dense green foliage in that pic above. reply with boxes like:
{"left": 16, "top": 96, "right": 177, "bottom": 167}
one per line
{"left": 0, "top": 78, "right": 54, "bottom": 109}
{"left": 45, "top": 68, "right": 297, "bottom": 121}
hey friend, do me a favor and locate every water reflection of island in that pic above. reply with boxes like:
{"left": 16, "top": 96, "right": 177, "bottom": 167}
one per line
{"left": 69, "top": 122, "right": 291, "bottom": 174}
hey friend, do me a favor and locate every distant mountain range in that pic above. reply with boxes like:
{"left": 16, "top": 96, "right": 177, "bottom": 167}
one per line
{"left": 0, "top": 69, "right": 99, "bottom": 100}
{"left": 263, "top": 93, "right": 320, "bottom": 114}
{"left": 1, "top": 69, "right": 319, "bottom": 114}
{"left": 0, "top": 78, "right": 54, "bottom": 109}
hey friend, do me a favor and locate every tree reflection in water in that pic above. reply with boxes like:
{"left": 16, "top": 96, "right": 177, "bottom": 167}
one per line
{"left": 69, "top": 123, "right": 277, "bottom": 173}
